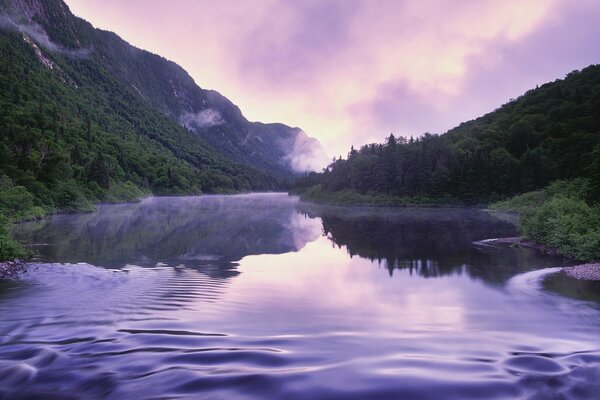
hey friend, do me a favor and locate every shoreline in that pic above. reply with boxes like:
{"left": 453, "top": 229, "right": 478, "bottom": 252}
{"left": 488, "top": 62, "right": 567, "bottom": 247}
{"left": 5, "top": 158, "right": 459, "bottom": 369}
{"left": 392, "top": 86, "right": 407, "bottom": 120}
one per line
{"left": 563, "top": 263, "right": 600, "bottom": 281}
{"left": 0, "top": 260, "right": 28, "bottom": 279}
{"left": 294, "top": 194, "right": 475, "bottom": 209}
{"left": 480, "top": 237, "right": 565, "bottom": 258}
{"left": 5, "top": 201, "right": 600, "bottom": 282}
{"left": 482, "top": 237, "right": 600, "bottom": 281}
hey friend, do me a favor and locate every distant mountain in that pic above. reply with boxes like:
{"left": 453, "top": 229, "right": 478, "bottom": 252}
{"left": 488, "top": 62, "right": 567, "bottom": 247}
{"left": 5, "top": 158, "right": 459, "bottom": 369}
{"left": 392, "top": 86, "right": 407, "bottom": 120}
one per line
{"left": 82, "top": 20, "right": 328, "bottom": 176}
{"left": 0, "top": 0, "right": 327, "bottom": 178}
{"left": 0, "top": 0, "right": 328, "bottom": 213}
{"left": 295, "top": 64, "right": 600, "bottom": 203}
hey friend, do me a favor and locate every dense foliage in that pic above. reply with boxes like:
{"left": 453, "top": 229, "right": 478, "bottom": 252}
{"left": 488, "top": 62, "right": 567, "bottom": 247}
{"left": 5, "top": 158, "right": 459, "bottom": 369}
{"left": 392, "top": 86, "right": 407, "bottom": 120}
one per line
{"left": 0, "top": 17, "right": 282, "bottom": 259}
{"left": 0, "top": 30, "right": 283, "bottom": 204}
{"left": 295, "top": 65, "right": 600, "bottom": 205}
{"left": 1, "top": 0, "right": 322, "bottom": 178}
{"left": 492, "top": 179, "right": 600, "bottom": 261}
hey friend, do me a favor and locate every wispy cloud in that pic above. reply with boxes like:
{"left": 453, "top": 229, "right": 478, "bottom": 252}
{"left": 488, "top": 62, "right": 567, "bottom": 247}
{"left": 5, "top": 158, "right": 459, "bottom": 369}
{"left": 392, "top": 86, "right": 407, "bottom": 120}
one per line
{"left": 0, "top": 14, "right": 91, "bottom": 58}
{"left": 66, "top": 0, "right": 600, "bottom": 156}
{"left": 179, "top": 109, "right": 224, "bottom": 129}
{"left": 280, "top": 129, "right": 329, "bottom": 173}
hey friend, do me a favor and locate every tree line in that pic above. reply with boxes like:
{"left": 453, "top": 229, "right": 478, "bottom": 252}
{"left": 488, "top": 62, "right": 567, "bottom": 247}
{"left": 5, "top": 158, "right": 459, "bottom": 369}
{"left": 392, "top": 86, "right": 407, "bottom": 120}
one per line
{"left": 295, "top": 65, "right": 600, "bottom": 204}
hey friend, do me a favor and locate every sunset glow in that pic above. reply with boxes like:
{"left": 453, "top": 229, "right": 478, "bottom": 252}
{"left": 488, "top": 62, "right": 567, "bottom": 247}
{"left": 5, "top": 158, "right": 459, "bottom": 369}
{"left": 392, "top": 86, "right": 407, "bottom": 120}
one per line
{"left": 64, "top": 0, "right": 600, "bottom": 157}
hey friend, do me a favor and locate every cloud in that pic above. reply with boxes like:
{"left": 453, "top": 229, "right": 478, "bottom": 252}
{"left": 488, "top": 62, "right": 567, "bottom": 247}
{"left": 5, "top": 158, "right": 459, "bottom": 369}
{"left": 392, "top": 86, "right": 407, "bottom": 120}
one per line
{"left": 0, "top": 14, "right": 91, "bottom": 58}
{"left": 349, "top": 0, "right": 600, "bottom": 143}
{"left": 281, "top": 129, "right": 330, "bottom": 172}
{"left": 233, "top": 0, "right": 361, "bottom": 90}
{"left": 65, "top": 0, "right": 600, "bottom": 155}
{"left": 179, "top": 109, "right": 224, "bottom": 129}
{"left": 216, "top": 0, "right": 565, "bottom": 150}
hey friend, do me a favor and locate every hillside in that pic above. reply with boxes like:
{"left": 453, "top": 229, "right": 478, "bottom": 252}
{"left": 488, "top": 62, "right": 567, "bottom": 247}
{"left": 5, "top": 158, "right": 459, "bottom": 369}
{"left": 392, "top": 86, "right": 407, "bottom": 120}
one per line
{"left": 295, "top": 65, "right": 600, "bottom": 204}
{"left": 0, "top": 0, "right": 327, "bottom": 211}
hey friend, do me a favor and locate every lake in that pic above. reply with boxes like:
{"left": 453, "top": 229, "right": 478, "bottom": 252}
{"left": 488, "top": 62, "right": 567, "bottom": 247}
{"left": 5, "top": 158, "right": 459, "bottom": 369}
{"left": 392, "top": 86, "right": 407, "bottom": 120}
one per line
{"left": 2, "top": 193, "right": 599, "bottom": 399}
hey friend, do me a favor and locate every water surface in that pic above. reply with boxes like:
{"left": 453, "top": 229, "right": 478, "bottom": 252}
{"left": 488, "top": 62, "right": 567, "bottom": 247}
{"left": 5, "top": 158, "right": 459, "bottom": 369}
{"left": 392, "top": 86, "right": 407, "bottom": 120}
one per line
{"left": 2, "top": 194, "right": 599, "bottom": 399}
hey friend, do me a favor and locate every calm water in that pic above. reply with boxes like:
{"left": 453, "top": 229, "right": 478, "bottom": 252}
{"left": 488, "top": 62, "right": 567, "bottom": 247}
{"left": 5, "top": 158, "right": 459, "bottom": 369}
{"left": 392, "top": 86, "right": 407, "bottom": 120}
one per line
{"left": 2, "top": 193, "right": 599, "bottom": 399}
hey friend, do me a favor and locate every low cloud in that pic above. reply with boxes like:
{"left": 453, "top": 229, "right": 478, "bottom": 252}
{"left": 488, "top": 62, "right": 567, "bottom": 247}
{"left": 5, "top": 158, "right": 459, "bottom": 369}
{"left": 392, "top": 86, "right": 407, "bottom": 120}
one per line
{"left": 0, "top": 14, "right": 91, "bottom": 58}
{"left": 64, "top": 0, "right": 600, "bottom": 156}
{"left": 281, "top": 129, "right": 329, "bottom": 172}
{"left": 179, "top": 109, "right": 224, "bottom": 129}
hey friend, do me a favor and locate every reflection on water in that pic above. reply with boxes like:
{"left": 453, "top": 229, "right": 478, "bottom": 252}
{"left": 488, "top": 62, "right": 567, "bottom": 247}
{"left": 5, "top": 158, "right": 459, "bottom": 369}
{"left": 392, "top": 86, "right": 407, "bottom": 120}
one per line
{"left": 13, "top": 194, "right": 321, "bottom": 270}
{"left": 2, "top": 194, "right": 599, "bottom": 399}
{"left": 299, "top": 204, "right": 565, "bottom": 284}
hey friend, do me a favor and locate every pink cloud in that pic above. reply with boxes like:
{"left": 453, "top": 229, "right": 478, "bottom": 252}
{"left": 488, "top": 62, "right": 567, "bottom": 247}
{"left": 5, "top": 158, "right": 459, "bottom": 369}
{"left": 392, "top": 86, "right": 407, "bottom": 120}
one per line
{"left": 65, "top": 0, "right": 600, "bottom": 160}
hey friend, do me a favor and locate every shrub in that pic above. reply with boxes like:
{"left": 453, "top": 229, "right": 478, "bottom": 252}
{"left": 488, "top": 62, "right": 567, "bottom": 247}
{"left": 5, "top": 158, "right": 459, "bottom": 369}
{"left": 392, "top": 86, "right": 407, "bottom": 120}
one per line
{"left": 0, "top": 175, "right": 46, "bottom": 220}
{"left": 522, "top": 196, "right": 600, "bottom": 261}
{"left": 0, "top": 214, "right": 30, "bottom": 261}
{"left": 103, "top": 181, "right": 148, "bottom": 203}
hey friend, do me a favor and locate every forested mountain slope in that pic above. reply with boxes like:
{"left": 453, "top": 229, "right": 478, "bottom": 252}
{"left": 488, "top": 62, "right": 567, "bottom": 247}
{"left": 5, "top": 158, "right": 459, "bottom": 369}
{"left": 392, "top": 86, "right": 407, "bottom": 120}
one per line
{"left": 0, "top": 0, "right": 329, "bottom": 217}
{"left": 296, "top": 65, "right": 600, "bottom": 204}
{"left": 1, "top": 0, "right": 326, "bottom": 177}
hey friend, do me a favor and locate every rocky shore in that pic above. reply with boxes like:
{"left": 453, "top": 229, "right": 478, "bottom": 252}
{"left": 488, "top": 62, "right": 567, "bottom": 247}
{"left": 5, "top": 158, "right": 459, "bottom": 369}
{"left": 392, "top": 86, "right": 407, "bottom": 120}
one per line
{"left": 563, "top": 263, "right": 600, "bottom": 281}
{"left": 0, "top": 260, "right": 28, "bottom": 279}
{"left": 478, "top": 237, "right": 564, "bottom": 257}
{"left": 479, "top": 237, "right": 600, "bottom": 281}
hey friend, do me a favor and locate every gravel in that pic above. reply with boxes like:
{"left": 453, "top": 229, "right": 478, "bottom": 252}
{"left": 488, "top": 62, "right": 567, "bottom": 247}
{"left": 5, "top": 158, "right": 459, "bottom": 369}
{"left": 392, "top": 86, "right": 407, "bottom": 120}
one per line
{"left": 0, "top": 260, "right": 28, "bottom": 279}
{"left": 563, "top": 263, "right": 600, "bottom": 281}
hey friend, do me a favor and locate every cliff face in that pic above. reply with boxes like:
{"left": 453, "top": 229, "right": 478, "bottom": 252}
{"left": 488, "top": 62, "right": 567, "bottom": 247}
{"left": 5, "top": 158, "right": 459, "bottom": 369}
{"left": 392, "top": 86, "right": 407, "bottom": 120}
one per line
{"left": 0, "top": 0, "right": 328, "bottom": 176}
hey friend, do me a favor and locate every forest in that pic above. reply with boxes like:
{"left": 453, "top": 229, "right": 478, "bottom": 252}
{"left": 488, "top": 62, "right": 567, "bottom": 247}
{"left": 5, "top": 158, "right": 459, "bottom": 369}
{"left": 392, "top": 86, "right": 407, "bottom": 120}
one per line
{"left": 295, "top": 65, "right": 600, "bottom": 204}
{"left": 294, "top": 65, "right": 600, "bottom": 261}
{"left": 0, "top": 27, "right": 286, "bottom": 259}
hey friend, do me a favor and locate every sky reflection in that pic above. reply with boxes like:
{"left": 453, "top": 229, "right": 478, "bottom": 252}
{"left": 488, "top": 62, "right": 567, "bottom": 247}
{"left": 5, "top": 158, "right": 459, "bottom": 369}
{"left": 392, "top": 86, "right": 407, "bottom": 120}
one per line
{"left": 4, "top": 195, "right": 600, "bottom": 399}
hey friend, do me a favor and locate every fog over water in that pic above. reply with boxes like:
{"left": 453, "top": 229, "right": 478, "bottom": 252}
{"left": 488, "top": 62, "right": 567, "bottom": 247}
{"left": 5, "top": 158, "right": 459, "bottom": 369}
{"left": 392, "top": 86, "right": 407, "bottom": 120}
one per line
{"left": 2, "top": 194, "right": 599, "bottom": 399}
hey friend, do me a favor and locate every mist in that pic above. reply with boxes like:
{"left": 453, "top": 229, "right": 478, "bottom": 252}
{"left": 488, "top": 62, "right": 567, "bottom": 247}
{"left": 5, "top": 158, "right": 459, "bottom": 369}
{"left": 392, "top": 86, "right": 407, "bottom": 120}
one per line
{"left": 179, "top": 108, "right": 224, "bottom": 129}
{"left": 0, "top": 14, "right": 91, "bottom": 58}
{"left": 281, "top": 129, "right": 329, "bottom": 173}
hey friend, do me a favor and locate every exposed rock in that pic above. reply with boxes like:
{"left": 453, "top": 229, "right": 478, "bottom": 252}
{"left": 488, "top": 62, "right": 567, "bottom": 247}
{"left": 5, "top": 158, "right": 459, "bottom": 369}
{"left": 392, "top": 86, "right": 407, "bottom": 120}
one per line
{"left": 23, "top": 33, "right": 54, "bottom": 69}
{"left": 563, "top": 263, "right": 600, "bottom": 281}
{"left": 0, "top": 259, "right": 28, "bottom": 279}
{"left": 478, "top": 237, "right": 564, "bottom": 257}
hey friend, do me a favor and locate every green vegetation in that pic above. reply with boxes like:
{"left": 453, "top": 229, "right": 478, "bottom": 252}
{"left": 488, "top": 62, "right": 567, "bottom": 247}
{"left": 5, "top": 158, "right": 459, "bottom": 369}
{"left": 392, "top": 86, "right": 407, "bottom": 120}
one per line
{"left": 295, "top": 66, "right": 600, "bottom": 261}
{"left": 295, "top": 65, "right": 600, "bottom": 205}
{"left": 0, "top": 215, "right": 31, "bottom": 261}
{"left": 292, "top": 185, "right": 456, "bottom": 207}
{"left": 0, "top": 176, "right": 46, "bottom": 259}
{"left": 491, "top": 179, "right": 600, "bottom": 261}
{"left": 0, "top": 19, "right": 281, "bottom": 260}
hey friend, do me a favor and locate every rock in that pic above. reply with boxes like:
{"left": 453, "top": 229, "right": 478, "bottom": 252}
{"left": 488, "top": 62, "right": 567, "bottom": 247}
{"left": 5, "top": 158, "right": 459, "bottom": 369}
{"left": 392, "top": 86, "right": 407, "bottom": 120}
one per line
{"left": 0, "top": 260, "right": 28, "bottom": 279}
{"left": 563, "top": 263, "right": 600, "bottom": 281}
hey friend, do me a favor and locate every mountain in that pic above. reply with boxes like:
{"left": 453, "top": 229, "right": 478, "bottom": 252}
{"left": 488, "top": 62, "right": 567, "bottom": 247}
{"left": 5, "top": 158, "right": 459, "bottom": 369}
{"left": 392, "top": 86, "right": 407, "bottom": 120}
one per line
{"left": 74, "top": 18, "right": 329, "bottom": 177}
{"left": 0, "top": 0, "right": 329, "bottom": 215}
{"left": 295, "top": 64, "right": 600, "bottom": 204}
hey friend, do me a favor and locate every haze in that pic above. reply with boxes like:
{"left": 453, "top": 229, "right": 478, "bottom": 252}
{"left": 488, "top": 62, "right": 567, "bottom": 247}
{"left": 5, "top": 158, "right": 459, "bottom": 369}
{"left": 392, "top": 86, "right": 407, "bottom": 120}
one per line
{"left": 66, "top": 0, "right": 600, "bottom": 159}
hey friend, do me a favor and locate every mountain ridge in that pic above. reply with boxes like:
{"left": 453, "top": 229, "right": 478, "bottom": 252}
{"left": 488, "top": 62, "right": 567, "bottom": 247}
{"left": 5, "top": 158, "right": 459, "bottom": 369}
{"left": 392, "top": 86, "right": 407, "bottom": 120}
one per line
{"left": 0, "top": 0, "right": 328, "bottom": 177}
{"left": 294, "top": 64, "right": 600, "bottom": 204}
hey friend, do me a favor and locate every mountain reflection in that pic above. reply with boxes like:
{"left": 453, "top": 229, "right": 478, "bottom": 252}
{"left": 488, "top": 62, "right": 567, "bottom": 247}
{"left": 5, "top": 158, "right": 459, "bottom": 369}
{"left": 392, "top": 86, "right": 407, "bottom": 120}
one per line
{"left": 298, "top": 204, "right": 563, "bottom": 283}
{"left": 14, "top": 195, "right": 565, "bottom": 285}
{"left": 14, "top": 194, "right": 321, "bottom": 273}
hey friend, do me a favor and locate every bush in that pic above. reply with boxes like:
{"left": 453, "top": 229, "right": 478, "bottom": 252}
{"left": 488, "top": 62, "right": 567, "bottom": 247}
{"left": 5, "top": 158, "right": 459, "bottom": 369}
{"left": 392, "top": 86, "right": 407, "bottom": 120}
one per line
{"left": 522, "top": 196, "right": 600, "bottom": 261}
{"left": 0, "top": 214, "right": 30, "bottom": 261}
{"left": 0, "top": 175, "right": 46, "bottom": 220}
{"left": 490, "top": 189, "right": 545, "bottom": 213}
{"left": 103, "top": 181, "right": 148, "bottom": 203}
{"left": 490, "top": 178, "right": 592, "bottom": 213}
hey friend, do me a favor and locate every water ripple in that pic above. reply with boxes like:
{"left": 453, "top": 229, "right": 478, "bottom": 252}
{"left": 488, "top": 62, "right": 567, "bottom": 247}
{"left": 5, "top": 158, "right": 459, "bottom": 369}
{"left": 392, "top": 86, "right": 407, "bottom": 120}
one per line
{"left": 0, "top": 245, "right": 598, "bottom": 398}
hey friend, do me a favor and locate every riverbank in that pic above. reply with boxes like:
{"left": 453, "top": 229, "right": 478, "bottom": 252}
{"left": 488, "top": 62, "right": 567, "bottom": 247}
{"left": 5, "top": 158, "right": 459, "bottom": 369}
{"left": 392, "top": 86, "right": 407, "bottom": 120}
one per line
{"left": 296, "top": 194, "right": 600, "bottom": 281}
{"left": 480, "top": 237, "right": 565, "bottom": 257}
{"left": 480, "top": 237, "right": 600, "bottom": 281}
{"left": 292, "top": 186, "right": 467, "bottom": 208}
{"left": 0, "top": 259, "right": 28, "bottom": 279}
{"left": 563, "top": 263, "right": 600, "bottom": 281}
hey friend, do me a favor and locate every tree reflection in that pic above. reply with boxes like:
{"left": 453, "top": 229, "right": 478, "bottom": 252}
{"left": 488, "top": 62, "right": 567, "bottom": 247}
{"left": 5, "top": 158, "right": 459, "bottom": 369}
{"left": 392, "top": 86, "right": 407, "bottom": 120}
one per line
{"left": 298, "top": 204, "right": 564, "bottom": 283}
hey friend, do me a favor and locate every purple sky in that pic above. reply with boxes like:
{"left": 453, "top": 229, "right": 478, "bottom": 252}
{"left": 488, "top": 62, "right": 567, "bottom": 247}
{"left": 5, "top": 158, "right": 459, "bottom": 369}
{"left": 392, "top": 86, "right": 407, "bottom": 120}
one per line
{"left": 66, "top": 0, "right": 600, "bottom": 160}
